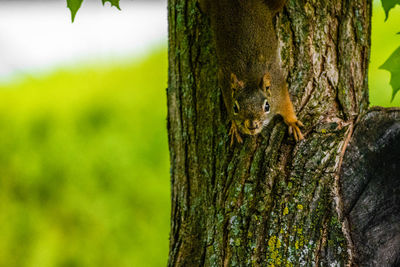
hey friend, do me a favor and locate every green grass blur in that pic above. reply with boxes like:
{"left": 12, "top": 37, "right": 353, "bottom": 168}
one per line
{"left": 0, "top": 3, "right": 399, "bottom": 267}
{"left": 0, "top": 49, "right": 169, "bottom": 267}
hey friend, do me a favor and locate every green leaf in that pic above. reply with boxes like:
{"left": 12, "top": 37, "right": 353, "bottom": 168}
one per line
{"left": 381, "top": 0, "right": 400, "bottom": 21}
{"left": 67, "top": 0, "right": 83, "bottom": 22}
{"left": 380, "top": 46, "right": 400, "bottom": 101}
{"left": 102, "top": 0, "right": 121, "bottom": 10}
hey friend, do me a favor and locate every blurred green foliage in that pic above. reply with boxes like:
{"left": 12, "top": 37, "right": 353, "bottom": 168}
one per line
{"left": 370, "top": 0, "right": 400, "bottom": 106}
{"left": 0, "top": 2, "right": 399, "bottom": 267}
{"left": 380, "top": 46, "right": 400, "bottom": 101}
{"left": 0, "top": 49, "right": 169, "bottom": 267}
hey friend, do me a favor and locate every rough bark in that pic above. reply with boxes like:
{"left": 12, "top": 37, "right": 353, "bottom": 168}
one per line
{"left": 340, "top": 107, "right": 400, "bottom": 266}
{"left": 164, "top": 0, "right": 391, "bottom": 266}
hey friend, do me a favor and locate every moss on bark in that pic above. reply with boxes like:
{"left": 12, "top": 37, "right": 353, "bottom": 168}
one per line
{"left": 167, "top": 0, "right": 372, "bottom": 266}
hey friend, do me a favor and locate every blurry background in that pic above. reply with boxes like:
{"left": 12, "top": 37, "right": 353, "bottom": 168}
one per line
{"left": 0, "top": 0, "right": 398, "bottom": 267}
{"left": 0, "top": 1, "right": 169, "bottom": 267}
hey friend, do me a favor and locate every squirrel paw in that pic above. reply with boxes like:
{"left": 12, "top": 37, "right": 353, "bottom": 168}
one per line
{"left": 229, "top": 121, "right": 243, "bottom": 146}
{"left": 286, "top": 119, "right": 304, "bottom": 141}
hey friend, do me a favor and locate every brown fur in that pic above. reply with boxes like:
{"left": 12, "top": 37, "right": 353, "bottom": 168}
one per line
{"left": 201, "top": 0, "right": 303, "bottom": 143}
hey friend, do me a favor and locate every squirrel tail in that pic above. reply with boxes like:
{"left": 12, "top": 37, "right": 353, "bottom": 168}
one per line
{"left": 264, "top": 0, "right": 287, "bottom": 13}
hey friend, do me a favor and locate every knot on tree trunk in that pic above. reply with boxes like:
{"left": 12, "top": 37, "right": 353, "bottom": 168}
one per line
{"left": 341, "top": 107, "right": 400, "bottom": 267}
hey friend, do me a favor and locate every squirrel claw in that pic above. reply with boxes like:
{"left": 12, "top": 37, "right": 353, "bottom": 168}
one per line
{"left": 229, "top": 121, "right": 243, "bottom": 146}
{"left": 286, "top": 120, "right": 304, "bottom": 141}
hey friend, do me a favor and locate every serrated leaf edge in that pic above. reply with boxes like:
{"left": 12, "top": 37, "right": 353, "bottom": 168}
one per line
{"left": 381, "top": 0, "right": 400, "bottom": 21}
{"left": 101, "top": 0, "right": 121, "bottom": 10}
{"left": 379, "top": 46, "right": 400, "bottom": 102}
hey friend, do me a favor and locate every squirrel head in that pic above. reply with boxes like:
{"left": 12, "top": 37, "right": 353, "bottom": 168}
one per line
{"left": 230, "top": 73, "right": 273, "bottom": 135}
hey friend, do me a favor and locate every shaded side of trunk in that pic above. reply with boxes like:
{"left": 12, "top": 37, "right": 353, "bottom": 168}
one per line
{"left": 341, "top": 107, "right": 400, "bottom": 267}
{"left": 167, "top": 0, "right": 371, "bottom": 266}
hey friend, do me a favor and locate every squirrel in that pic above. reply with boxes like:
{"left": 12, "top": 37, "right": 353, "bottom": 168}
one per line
{"left": 200, "top": 0, "right": 304, "bottom": 145}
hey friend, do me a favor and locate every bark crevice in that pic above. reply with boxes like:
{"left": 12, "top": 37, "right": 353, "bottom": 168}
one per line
{"left": 166, "top": 0, "right": 386, "bottom": 266}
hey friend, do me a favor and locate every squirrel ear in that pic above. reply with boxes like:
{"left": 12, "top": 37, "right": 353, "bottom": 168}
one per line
{"left": 262, "top": 72, "right": 271, "bottom": 91}
{"left": 231, "top": 73, "right": 244, "bottom": 90}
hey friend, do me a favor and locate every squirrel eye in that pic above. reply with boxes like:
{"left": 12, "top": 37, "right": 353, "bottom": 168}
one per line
{"left": 233, "top": 101, "right": 240, "bottom": 115}
{"left": 263, "top": 100, "right": 270, "bottom": 113}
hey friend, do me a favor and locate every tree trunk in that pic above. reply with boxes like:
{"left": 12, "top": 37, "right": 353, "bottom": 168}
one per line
{"left": 166, "top": 0, "right": 378, "bottom": 266}
{"left": 340, "top": 107, "right": 400, "bottom": 266}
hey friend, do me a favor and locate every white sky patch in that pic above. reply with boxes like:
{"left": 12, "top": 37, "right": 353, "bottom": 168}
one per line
{"left": 0, "top": 1, "right": 167, "bottom": 80}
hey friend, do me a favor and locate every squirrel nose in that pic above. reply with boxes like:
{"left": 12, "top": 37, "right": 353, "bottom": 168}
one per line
{"left": 246, "top": 120, "right": 259, "bottom": 130}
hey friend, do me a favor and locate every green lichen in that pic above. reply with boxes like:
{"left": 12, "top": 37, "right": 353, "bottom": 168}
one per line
{"left": 283, "top": 206, "right": 289, "bottom": 216}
